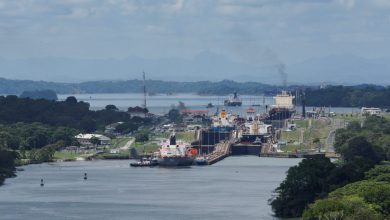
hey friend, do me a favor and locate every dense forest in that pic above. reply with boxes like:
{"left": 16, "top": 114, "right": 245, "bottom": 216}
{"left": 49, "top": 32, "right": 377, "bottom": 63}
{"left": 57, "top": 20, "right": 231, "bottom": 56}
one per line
{"left": 270, "top": 116, "right": 390, "bottom": 219}
{"left": 305, "top": 85, "right": 390, "bottom": 107}
{"left": 0, "top": 95, "right": 135, "bottom": 132}
{"left": 0, "top": 95, "right": 152, "bottom": 185}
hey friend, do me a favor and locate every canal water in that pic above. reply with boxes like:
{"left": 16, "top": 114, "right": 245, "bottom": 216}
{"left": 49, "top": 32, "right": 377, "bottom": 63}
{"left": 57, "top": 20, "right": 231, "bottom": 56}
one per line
{"left": 0, "top": 157, "right": 301, "bottom": 220}
{"left": 58, "top": 93, "right": 360, "bottom": 115}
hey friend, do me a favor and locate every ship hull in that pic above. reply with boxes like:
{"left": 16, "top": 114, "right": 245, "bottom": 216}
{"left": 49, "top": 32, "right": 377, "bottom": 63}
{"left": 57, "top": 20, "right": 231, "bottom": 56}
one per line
{"left": 224, "top": 101, "right": 242, "bottom": 106}
{"left": 158, "top": 157, "right": 194, "bottom": 166}
{"left": 267, "top": 108, "right": 295, "bottom": 120}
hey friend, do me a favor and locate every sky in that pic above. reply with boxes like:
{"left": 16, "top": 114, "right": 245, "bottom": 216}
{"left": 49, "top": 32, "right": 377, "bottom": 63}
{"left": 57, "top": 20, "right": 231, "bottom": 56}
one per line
{"left": 0, "top": 0, "right": 390, "bottom": 82}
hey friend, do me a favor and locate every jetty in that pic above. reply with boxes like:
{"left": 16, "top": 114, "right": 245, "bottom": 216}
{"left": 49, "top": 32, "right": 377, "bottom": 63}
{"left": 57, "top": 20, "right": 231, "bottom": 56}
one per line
{"left": 207, "top": 140, "right": 233, "bottom": 165}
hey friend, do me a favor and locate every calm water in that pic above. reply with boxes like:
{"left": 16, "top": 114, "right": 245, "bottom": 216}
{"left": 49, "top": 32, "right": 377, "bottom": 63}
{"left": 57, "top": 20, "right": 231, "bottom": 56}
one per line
{"left": 0, "top": 157, "right": 301, "bottom": 220}
{"left": 58, "top": 93, "right": 360, "bottom": 115}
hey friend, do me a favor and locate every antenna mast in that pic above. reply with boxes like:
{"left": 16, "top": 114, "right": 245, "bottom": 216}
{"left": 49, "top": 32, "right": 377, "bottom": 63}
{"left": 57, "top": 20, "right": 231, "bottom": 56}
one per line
{"left": 143, "top": 72, "right": 147, "bottom": 109}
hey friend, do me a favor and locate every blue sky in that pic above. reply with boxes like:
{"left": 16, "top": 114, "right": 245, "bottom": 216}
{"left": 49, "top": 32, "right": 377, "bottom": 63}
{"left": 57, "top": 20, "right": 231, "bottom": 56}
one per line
{"left": 0, "top": 0, "right": 389, "bottom": 64}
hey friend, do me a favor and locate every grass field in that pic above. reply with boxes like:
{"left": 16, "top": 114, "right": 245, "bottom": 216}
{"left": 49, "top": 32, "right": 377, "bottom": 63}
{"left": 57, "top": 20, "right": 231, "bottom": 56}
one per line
{"left": 110, "top": 137, "right": 132, "bottom": 149}
{"left": 153, "top": 131, "right": 195, "bottom": 142}
{"left": 280, "top": 119, "right": 332, "bottom": 152}
{"left": 132, "top": 142, "right": 160, "bottom": 155}
{"left": 54, "top": 151, "right": 83, "bottom": 160}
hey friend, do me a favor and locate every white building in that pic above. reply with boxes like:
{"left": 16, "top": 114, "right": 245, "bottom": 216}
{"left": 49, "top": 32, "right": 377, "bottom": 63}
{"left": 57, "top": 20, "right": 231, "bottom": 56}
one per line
{"left": 75, "top": 134, "right": 111, "bottom": 146}
{"left": 361, "top": 107, "right": 381, "bottom": 116}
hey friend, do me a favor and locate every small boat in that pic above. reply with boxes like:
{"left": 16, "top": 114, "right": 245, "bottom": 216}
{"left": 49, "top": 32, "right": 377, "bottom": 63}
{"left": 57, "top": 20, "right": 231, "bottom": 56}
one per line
{"left": 130, "top": 157, "right": 158, "bottom": 167}
{"left": 194, "top": 156, "right": 208, "bottom": 166}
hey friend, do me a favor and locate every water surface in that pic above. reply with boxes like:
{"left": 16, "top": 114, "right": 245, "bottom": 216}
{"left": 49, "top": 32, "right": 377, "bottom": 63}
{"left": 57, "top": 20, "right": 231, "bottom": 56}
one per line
{"left": 58, "top": 93, "right": 360, "bottom": 115}
{"left": 0, "top": 157, "right": 300, "bottom": 220}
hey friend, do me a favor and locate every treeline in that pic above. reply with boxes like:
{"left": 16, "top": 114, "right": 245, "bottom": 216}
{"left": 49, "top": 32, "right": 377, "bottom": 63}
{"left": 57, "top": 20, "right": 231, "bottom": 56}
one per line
{"left": 270, "top": 116, "right": 390, "bottom": 219}
{"left": 0, "top": 96, "right": 154, "bottom": 185}
{"left": 0, "top": 95, "right": 133, "bottom": 132}
{"left": 0, "top": 78, "right": 284, "bottom": 95}
{"left": 20, "top": 90, "right": 58, "bottom": 101}
{"left": 0, "top": 123, "right": 78, "bottom": 184}
{"left": 0, "top": 150, "right": 17, "bottom": 185}
{"left": 305, "top": 85, "right": 390, "bottom": 107}
{"left": 0, "top": 123, "right": 78, "bottom": 151}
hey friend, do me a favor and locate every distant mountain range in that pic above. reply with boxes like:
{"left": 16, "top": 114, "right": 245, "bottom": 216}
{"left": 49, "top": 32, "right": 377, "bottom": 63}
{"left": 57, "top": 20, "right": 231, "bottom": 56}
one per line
{"left": 0, "top": 52, "right": 389, "bottom": 85}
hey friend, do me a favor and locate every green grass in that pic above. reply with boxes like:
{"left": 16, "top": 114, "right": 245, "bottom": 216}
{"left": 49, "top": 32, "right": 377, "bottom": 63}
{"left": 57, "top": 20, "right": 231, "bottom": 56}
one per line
{"left": 132, "top": 142, "right": 160, "bottom": 155}
{"left": 280, "top": 144, "right": 308, "bottom": 152}
{"left": 175, "top": 132, "right": 196, "bottom": 142}
{"left": 54, "top": 151, "right": 82, "bottom": 160}
{"left": 295, "top": 120, "right": 308, "bottom": 129}
{"left": 153, "top": 131, "right": 195, "bottom": 142}
{"left": 281, "top": 119, "right": 331, "bottom": 151}
{"left": 110, "top": 137, "right": 132, "bottom": 149}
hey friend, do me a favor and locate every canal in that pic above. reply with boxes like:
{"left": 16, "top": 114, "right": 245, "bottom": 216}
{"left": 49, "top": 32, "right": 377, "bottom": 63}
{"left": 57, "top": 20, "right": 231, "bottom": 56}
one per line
{"left": 0, "top": 157, "right": 300, "bottom": 220}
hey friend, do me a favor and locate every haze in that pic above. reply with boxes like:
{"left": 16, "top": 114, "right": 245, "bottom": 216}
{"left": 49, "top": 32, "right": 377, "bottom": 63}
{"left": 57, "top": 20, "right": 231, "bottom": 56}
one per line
{"left": 0, "top": 0, "right": 389, "bottom": 84}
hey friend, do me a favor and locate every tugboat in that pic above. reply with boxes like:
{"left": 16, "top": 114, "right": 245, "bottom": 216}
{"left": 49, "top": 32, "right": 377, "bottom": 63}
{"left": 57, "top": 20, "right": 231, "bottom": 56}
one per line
{"left": 157, "top": 133, "right": 197, "bottom": 166}
{"left": 224, "top": 92, "right": 242, "bottom": 106}
{"left": 194, "top": 155, "right": 208, "bottom": 165}
{"left": 130, "top": 157, "right": 158, "bottom": 167}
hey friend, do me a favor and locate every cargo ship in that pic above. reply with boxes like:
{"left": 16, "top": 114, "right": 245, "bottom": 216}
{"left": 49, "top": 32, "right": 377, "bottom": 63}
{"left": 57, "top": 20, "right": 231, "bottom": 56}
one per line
{"left": 157, "top": 133, "right": 197, "bottom": 166}
{"left": 267, "top": 91, "right": 295, "bottom": 120}
{"left": 240, "top": 122, "right": 272, "bottom": 145}
{"left": 224, "top": 92, "right": 242, "bottom": 106}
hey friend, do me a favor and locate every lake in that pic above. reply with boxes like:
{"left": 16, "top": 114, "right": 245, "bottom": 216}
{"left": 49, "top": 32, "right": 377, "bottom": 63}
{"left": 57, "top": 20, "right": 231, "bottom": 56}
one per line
{"left": 58, "top": 93, "right": 360, "bottom": 115}
{"left": 0, "top": 157, "right": 301, "bottom": 220}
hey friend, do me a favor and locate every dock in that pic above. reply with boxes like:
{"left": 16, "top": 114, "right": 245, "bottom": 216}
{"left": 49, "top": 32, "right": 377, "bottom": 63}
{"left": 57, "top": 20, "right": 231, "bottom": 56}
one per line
{"left": 207, "top": 140, "right": 232, "bottom": 165}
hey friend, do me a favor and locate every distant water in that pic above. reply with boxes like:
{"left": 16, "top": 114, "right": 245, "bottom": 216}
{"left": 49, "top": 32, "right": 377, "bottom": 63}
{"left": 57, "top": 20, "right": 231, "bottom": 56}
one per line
{"left": 58, "top": 93, "right": 360, "bottom": 115}
{"left": 0, "top": 157, "right": 301, "bottom": 220}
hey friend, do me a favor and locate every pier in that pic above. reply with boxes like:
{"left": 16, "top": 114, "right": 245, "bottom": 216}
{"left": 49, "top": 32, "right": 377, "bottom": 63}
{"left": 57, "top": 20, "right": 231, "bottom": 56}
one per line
{"left": 207, "top": 140, "right": 232, "bottom": 165}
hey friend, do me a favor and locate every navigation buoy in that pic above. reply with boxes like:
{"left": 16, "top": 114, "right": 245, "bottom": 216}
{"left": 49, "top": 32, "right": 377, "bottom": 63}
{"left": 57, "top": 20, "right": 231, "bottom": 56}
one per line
{"left": 40, "top": 179, "right": 44, "bottom": 187}
{"left": 84, "top": 173, "right": 87, "bottom": 180}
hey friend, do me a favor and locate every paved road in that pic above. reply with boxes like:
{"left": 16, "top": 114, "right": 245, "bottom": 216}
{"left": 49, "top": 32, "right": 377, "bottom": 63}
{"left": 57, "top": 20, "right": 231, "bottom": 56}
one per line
{"left": 325, "top": 118, "right": 345, "bottom": 153}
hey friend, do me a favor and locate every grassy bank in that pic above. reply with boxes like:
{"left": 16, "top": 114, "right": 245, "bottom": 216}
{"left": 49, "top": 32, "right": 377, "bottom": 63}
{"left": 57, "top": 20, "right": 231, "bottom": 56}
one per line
{"left": 280, "top": 119, "right": 332, "bottom": 152}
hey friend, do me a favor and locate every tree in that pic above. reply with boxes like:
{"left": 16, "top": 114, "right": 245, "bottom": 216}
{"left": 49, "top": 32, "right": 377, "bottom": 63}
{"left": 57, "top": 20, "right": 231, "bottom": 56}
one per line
{"left": 80, "top": 118, "right": 97, "bottom": 132}
{"left": 303, "top": 196, "right": 382, "bottom": 220}
{"left": 327, "top": 158, "right": 376, "bottom": 191}
{"left": 36, "top": 144, "right": 56, "bottom": 162}
{"left": 340, "top": 136, "right": 383, "bottom": 164}
{"left": 135, "top": 133, "right": 149, "bottom": 142}
{"left": 365, "top": 165, "right": 390, "bottom": 182}
{"left": 0, "top": 150, "right": 18, "bottom": 185}
{"left": 270, "top": 156, "right": 336, "bottom": 218}
{"left": 20, "top": 90, "right": 58, "bottom": 101}
{"left": 329, "top": 180, "right": 390, "bottom": 218}
{"left": 105, "top": 104, "right": 118, "bottom": 111}
{"left": 65, "top": 96, "right": 78, "bottom": 104}
{"left": 0, "top": 131, "right": 12, "bottom": 149}
{"left": 168, "top": 108, "right": 181, "bottom": 123}
{"left": 115, "top": 122, "right": 138, "bottom": 134}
